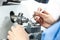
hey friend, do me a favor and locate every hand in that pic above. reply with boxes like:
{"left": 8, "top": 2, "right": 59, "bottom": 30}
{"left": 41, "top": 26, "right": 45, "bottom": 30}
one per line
{"left": 7, "top": 24, "right": 29, "bottom": 40}
{"left": 33, "top": 8, "right": 56, "bottom": 28}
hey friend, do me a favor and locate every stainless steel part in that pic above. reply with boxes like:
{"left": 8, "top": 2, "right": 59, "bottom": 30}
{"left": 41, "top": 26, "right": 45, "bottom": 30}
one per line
{"left": 10, "top": 12, "right": 42, "bottom": 40}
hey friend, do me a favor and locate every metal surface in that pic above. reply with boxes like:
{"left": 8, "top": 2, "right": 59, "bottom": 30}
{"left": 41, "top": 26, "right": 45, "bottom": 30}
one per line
{"left": 10, "top": 13, "right": 41, "bottom": 40}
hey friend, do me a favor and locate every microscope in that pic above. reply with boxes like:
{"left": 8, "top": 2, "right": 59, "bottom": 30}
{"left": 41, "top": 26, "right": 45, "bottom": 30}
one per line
{"left": 10, "top": 11, "right": 42, "bottom": 40}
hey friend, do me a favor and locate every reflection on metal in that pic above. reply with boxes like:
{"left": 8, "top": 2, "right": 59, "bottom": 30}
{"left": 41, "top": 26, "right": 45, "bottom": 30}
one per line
{"left": 10, "top": 11, "right": 42, "bottom": 40}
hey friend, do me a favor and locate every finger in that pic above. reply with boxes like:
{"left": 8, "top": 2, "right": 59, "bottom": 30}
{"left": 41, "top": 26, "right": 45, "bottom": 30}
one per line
{"left": 37, "top": 17, "right": 43, "bottom": 24}
{"left": 39, "top": 13, "right": 48, "bottom": 18}
{"left": 7, "top": 35, "right": 10, "bottom": 40}
{"left": 42, "top": 10, "right": 49, "bottom": 15}
{"left": 11, "top": 26, "right": 16, "bottom": 32}
{"left": 37, "top": 7, "right": 42, "bottom": 11}
{"left": 33, "top": 11, "right": 40, "bottom": 17}
{"left": 11, "top": 25, "right": 25, "bottom": 35}
{"left": 34, "top": 16, "right": 40, "bottom": 21}
{"left": 34, "top": 16, "right": 43, "bottom": 25}
{"left": 7, "top": 31, "right": 14, "bottom": 40}
{"left": 10, "top": 27, "right": 18, "bottom": 36}
{"left": 7, "top": 35, "right": 13, "bottom": 40}
{"left": 11, "top": 26, "right": 19, "bottom": 35}
{"left": 8, "top": 31, "right": 14, "bottom": 37}
{"left": 34, "top": 11, "right": 48, "bottom": 19}
{"left": 8, "top": 31, "right": 12, "bottom": 35}
{"left": 33, "top": 7, "right": 42, "bottom": 17}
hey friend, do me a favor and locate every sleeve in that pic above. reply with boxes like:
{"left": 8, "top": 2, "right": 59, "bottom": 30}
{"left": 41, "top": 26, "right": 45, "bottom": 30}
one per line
{"left": 42, "top": 21, "right": 60, "bottom": 40}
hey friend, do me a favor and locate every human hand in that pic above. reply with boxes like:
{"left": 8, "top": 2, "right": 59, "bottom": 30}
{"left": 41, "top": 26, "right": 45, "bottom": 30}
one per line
{"left": 7, "top": 24, "right": 29, "bottom": 40}
{"left": 33, "top": 8, "right": 56, "bottom": 28}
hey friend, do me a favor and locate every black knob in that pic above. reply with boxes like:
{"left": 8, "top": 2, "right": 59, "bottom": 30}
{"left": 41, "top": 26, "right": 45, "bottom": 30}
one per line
{"left": 29, "top": 35, "right": 35, "bottom": 39}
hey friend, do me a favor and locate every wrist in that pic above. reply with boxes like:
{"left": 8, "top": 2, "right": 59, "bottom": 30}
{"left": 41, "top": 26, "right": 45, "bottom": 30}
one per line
{"left": 47, "top": 17, "right": 60, "bottom": 28}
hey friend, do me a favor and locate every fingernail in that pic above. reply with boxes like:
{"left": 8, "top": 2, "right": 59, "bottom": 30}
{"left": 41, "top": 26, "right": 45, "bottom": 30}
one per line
{"left": 7, "top": 35, "right": 9, "bottom": 39}
{"left": 11, "top": 26, "right": 14, "bottom": 30}
{"left": 8, "top": 31, "right": 11, "bottom": 34}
